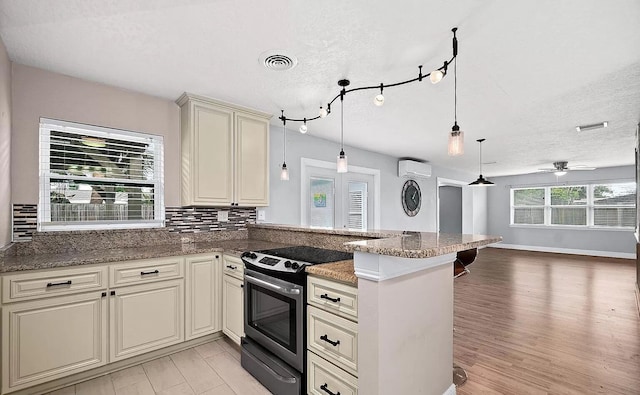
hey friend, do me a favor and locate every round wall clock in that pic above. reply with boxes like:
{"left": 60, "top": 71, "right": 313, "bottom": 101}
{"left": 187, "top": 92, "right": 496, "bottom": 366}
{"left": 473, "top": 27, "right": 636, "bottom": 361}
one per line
{"left": 401, "top": 180, "right": 421, "bottom": 217}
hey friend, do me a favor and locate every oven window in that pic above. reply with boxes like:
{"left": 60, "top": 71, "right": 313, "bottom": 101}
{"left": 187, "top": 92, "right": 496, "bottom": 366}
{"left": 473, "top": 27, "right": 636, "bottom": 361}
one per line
{"left": 247, "top": 283, "right": 297, "bottom": 353}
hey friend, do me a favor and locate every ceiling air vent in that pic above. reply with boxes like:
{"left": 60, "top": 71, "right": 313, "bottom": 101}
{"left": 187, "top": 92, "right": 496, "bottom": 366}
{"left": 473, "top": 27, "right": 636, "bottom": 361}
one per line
{"left": 259, "top": 50, "right": 298, "bottom": 71}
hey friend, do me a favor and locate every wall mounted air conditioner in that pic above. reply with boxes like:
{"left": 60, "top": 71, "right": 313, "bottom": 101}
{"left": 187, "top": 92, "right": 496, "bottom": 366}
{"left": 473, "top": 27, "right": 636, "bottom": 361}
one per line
{"left": 398, "top": 160, "right": 431, "bottom": 179}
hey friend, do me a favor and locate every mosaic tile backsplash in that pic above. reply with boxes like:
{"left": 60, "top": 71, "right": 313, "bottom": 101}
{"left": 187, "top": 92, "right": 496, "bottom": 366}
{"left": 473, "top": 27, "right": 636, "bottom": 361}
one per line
{"left": 12, "top": 205, "right": 256, "bottom": 242}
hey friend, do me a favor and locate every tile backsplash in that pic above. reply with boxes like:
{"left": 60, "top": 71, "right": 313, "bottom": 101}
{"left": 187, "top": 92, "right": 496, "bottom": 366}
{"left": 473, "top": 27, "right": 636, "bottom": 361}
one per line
{"left": 12, "top": 204, "right": 256, "bottom": 242}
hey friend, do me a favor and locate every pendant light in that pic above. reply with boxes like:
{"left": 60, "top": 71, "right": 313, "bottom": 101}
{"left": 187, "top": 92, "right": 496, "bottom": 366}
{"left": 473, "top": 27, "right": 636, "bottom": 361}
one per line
{"left": 448, "top": 28, "right": 464, "bottom": 156}
{"left": 280, "top": 111, "right": 289, "bottom": 181}
{"left": 469, "top": 139, "right": 494, "bottom": 186}
{"left": 336, "top": 79, "right": 349, "bottom": 173}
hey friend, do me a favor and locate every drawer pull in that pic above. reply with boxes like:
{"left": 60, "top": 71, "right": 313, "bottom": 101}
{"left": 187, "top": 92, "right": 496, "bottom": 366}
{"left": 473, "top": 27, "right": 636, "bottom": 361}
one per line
{"left": 226, "top": 265, "right": 237, "bottom": 270}
{"left": 140, "top": 269, "right": 159, "bottom": 276}
{"left": 320, "top": 383, "right": 340, "bottom": 395}
{"left": 46, "top": 280, "right": 72, "bottom": 287}
{"left": 320, "top": 334, "right": 340, "bottom": 347}
{"left": 320, "top": 294, "right": 340, "bottom": 303}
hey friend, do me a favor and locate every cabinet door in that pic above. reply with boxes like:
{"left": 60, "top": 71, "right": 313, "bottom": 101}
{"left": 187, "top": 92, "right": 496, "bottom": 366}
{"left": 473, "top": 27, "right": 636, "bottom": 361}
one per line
{"left": 235, "top": 112, "right": 269, "bottom": 206}
{"left": 185, "top": 254, "right": 222, "bottom": 340}
{"left": 2, "top": 292, "right": 107, "bottom": 393}
{"left": 110, "top": 279, "right": 184, "bottom": 362}
{"left": 186, "top": 102, "right": 234, "bottom": 205}
{"left": 222, "top": 274, "right": 244, "bottom": 345}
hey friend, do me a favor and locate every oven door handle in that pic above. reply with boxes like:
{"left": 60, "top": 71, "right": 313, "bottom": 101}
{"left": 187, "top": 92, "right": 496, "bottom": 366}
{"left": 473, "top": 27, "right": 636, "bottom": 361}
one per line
{"left": 245, "top": 273, "right": 301, "bottom": 295}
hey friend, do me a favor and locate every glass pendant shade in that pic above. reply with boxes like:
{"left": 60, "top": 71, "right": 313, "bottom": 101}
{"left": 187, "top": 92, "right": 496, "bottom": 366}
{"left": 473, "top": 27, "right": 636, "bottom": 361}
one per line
{"left": 448, "top": 125, "right": 464, "bottom": 156}
{"left": 337, "top": 151, "right": 348, "bottom": 173}
{"left": 374, "top": 94, "right": 385, "bottom": 106}
{"left": 280, "top": 163, "right": 289, "bottom": 180}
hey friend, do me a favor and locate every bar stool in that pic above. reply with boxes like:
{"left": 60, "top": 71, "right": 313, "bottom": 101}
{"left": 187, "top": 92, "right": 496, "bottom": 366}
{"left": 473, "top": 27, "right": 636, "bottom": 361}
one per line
{"left": 453, "top": 248, "right": 477, "bottom": 387}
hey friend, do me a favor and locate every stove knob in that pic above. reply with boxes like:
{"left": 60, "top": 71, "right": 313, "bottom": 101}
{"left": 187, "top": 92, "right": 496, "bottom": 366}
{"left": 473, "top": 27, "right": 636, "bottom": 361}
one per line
{"left": 291, "top": 262, "right": 300, "bottom": 270}
{"left": 284, "top": 260, "right": 292, "bottom": 268}
{"left": 241, "top": 252, "right": 251, "bottom": 259}
{"left": 249, "top": 253, "right": 258, "bottom": 259}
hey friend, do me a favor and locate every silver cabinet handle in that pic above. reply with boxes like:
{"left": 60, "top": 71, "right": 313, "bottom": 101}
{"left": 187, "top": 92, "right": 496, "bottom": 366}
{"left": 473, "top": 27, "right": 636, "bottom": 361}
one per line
{"left": 245, "top": 274, "right": 301, "bottom": 295}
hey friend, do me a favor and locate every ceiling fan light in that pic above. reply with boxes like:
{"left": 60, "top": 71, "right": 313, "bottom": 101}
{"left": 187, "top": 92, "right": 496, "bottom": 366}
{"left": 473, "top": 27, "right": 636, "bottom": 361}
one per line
{"left": 280, "top": 163, "right": 289, "bottom": 181}
{"left": 448, "top": 126, "right": 464, "bottom": 156}
{"left": 554, "top": 171, "right": 567, "bottom": 176}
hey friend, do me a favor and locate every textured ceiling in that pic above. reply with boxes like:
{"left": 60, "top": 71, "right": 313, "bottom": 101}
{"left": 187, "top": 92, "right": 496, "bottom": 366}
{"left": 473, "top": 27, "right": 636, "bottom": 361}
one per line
{"left": 0, "top": 0, "right": 639, "bottom": 177}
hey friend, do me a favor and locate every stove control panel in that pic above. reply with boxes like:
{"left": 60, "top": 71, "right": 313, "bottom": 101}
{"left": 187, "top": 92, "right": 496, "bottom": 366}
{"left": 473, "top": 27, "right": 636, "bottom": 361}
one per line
{"left": 242, "top": 251, "right": 308, "bottom": 273}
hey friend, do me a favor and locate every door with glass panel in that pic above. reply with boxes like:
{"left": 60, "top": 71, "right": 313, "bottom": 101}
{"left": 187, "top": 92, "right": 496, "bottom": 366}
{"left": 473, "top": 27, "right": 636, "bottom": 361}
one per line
{"left": 305, "top": 167, "right": 374, "bottom": 230}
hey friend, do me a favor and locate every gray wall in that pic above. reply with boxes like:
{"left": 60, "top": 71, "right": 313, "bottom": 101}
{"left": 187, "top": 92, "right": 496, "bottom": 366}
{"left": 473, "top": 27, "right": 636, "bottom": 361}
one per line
{"left": 439, "top": 186, "right": 462, "bottom": 233}
{"left": 263, "top": 127, "right": 488, "bottom": 233}
{"left": 10, "top": 64, "right": 181, "bottom": 206}
{"left": 0, "top": 37, "right": 10, "bottom": 248}
{"left": 487, "top": 165, "right": 635, "bottom": 255}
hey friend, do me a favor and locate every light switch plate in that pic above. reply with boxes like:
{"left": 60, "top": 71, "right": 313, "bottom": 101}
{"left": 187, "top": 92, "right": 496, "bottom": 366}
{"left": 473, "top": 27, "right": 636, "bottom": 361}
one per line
{"left": 218, "top": 210, "right": 229, "bottom": 222}
{"left": 257, "top": 209, "right": 266, "bottom": 221}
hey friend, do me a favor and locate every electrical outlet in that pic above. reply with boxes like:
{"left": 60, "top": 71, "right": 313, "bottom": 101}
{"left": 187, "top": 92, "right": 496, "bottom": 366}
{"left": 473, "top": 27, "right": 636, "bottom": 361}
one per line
{"left": 257, "top": 209, "right": 266, "bottom": 221}
{"left": 218, "top": 210, "right": 229, "bottom": 222}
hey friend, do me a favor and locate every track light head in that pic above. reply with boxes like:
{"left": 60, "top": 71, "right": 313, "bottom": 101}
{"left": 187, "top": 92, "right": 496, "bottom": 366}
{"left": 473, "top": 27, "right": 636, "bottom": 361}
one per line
{"left": 319, "top": 106, "right": 328, "bottom": 118}
{"left": 374, "top": 83, "right": 384, "bottom": 106}
{"left": 299, "top": 119, "right": 308, "bottom": 134}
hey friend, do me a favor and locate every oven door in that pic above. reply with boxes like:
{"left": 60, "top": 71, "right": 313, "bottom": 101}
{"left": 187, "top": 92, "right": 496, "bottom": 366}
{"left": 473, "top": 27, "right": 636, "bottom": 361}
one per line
{"left": 244, "top": 269, "right": 304, "bottom": 371}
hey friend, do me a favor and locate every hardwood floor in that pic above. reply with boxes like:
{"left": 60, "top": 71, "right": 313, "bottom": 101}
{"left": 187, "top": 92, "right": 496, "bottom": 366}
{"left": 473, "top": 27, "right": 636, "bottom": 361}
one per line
{"left": 454, "top": 248, "right": 640, "bottom": 395}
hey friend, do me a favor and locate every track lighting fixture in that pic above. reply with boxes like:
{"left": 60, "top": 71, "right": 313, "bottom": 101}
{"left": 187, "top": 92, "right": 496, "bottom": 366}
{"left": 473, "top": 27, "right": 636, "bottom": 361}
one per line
{"left": 336, "top": 80, "right": 349, "bottom": 173}
{"left": 277, "top": 28, "right": 462, "bottom": 159}
{"left": 299, "top": 118, "right": 308, "bottom": 134}
{"left": 280, "top": 111, "right": 289, "bottom": 181}
{"left": 448, "top": 28, "right": 463, "bottom": 157}
{"left": 469, "top": 139, "right": 494, "bottom": 186}
{"left": 374, "top": 83, "right": 384, "bottom": 106}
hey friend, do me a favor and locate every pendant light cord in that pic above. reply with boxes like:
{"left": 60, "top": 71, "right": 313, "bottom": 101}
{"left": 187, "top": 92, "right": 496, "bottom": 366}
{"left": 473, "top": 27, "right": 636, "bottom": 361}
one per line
{"left": 281, "top": 110, "right": 286, "bottom": 164}
{"left": 340, "top": 92, "right": 344, "bottom": 151}
{"left": 478, "top": 141, "right": 482, "bottom": 175}
{"left": 454, "top": 57, "right": 457, "bottom": 125}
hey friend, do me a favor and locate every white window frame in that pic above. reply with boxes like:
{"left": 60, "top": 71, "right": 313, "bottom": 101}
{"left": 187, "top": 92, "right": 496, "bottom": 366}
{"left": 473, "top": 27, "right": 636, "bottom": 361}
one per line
{"left": 38, "top": 118, "right": 165, "bottom": 231}
{"left": 510, "top": 182, "right": 636, "bottom": 231}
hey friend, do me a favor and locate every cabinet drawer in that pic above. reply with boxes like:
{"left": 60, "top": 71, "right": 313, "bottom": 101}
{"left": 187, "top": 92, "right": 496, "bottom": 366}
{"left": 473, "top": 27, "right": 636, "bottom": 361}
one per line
{"left": 308, "top": 351, "right": 357, "bottom": 395}
{"left": 110, "top": 257, "right": 184, "bottom": 287}
{"left": 2, "top": 266, "right": 108, "bottom": 303}
{"left": 307, "top": 305, "right": 358, "bottom": 376}
{"left": 308, "top": 276, "right": 358, "bottom": 321}
{"left": 222, "top": 255, "right": 244, "bottom": 279}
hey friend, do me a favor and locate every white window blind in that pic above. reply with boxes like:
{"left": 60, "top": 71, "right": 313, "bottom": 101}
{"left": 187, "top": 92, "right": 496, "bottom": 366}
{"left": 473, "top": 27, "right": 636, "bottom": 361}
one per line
{"left": 510, "top": 182, "right": 635, "bottom": 229}
{"left": 348, "top": 190, "right": 364, "bottom": 229}
{"left": 38, "top": 118, "right": 164, "bottom": 231}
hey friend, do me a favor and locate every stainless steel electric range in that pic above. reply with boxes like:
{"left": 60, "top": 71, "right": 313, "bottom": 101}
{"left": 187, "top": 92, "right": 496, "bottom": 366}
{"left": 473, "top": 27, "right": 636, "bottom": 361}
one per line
{"left": 240, "top": 246, "right": 353, "bottom": 395}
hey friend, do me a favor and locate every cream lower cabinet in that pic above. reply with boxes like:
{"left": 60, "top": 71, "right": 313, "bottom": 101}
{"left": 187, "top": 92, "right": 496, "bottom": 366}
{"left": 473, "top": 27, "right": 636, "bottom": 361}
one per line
{"left": 109, "top": 279, "right": 184, "bottom": 362}
{"left": 185, "top": 254, "right": 222, "bottom": 340}
{"left": 1, "top": 292, "right": 108, "bottom": 394}
{"left": 222, "top": 254, "right": 245, "bottom": 345}
{"left": 307, "top": 275, "right": 359, "bottom": 395}
{"left": 177, "top": 93, "right": 270, "bottom": 207}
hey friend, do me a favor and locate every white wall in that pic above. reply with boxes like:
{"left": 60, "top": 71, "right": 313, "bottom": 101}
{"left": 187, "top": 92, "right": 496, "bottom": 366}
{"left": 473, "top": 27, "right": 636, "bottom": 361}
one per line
{"left": 10, "top": 64, "right": 181, "bottom": 206}
{"left": 264, "top": 127, "right": 488, "bottom": 233}
{"left": 0, "top": 37, "right": 11, "bottom": 248}
{"left": 487, "top": 165, "right": 635, "bottom": 256}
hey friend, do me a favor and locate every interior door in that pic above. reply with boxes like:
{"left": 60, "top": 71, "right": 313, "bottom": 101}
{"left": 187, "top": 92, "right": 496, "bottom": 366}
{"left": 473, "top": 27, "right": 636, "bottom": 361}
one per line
{"left": 439, "top": 185, "right": 463, "bottom": 233}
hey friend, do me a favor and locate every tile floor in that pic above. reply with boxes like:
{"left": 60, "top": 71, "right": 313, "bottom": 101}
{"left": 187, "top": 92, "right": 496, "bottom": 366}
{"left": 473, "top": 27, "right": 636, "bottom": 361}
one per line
{"left": 47, "top": 337, "right": 271, "bottom": 395}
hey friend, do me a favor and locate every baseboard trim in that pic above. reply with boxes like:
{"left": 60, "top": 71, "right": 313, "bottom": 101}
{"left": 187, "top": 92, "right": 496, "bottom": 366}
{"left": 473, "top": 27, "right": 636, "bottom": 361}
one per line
{"left": 9, "top": 332, "right": 225, "bottom": 395}
{"left": 489, "top": 243, "right": 635, "bottom": 260}
{"left": 635, "top": 283, "right": 640, "bottom": 317}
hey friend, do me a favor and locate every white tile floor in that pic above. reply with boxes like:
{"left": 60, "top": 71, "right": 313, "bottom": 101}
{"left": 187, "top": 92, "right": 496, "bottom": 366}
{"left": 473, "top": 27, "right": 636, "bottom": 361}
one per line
{"left": 47, "top": 337, "right": 272, "bottom": 395}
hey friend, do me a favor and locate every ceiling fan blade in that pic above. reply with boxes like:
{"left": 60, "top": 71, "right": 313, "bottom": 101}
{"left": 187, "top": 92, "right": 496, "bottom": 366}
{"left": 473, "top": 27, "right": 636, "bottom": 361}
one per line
{"left": 567, "top": 167, "right": 596, "bottom": 171}
{"left": 538, "top": 168, "right": 556, "bottom": 171}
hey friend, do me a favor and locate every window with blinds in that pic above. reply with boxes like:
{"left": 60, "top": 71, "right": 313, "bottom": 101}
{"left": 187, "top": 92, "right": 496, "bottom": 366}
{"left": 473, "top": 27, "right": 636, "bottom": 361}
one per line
{"left": 38, "top": 118, "right": 164, "bottom": 231}
{"left": 510, "top": 182, "right": 635, "bottom": 229}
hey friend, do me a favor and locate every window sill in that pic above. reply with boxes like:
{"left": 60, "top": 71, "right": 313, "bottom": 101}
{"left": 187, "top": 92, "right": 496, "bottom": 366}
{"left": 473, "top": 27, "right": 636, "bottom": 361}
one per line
{"left": 509, "top": 224, "right": 634, "bottom": 232}
{"left": 38, "top": 221, "right": 165, "bottom": 232}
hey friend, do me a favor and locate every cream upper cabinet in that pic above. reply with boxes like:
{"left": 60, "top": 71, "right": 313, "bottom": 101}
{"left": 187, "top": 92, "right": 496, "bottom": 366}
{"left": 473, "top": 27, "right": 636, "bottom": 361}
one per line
{"left": 185, "top": 254, "right": 222, "bottom": 340}
{"left": 178, "top": 93, "right": 271, "bottom": 207}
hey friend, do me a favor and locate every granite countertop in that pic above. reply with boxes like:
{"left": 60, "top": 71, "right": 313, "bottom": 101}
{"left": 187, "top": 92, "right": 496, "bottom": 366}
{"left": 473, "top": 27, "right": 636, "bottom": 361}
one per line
{"left": 344, "top": 232, "right": 502, "bottom": 258}
{"left": 251, "top": 224, "right": 502, "bottom": 259}
{"left": 306, "top": 260, "right": 357, "bottom": 286}
{"left": 0, "top": 239, "right": 290, "bottom": 273}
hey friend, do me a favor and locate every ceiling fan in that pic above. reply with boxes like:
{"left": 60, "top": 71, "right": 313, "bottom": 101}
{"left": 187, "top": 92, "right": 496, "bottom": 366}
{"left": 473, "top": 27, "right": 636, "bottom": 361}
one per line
{"left": 538, "top": 161, "right": 596, "bottom": 176}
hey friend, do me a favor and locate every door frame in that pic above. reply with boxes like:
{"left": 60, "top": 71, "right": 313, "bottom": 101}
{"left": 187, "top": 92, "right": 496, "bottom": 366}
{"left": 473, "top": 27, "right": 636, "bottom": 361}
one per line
{"left": 300, "top": 158, "right": 381, "bottom": 228}
{"left": 436, "top": 177, "right": 473, "bottom": 234}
